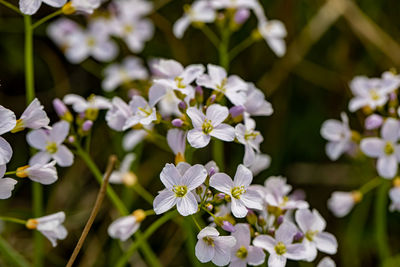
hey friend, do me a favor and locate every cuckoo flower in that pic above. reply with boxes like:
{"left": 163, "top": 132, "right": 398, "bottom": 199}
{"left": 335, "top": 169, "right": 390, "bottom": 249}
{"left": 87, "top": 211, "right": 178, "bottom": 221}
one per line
{"left": 16, "top": 161, "right": 58, "bottom": 185}
{"left": 295, "top": 209, "right": 338, "bottom": 261}
{"left": 258, "top": 20, "right": 287, "bottom": 57}
{"left": 12, "top": 98, "right": 50, "bottom": 133}
{"left": 210, "top": 165, "right": 262, "bottom": 218}
{"left": 0, "top": 106, "right": 16, "bottom": 165}
{"left": 26, "top": 212, "right": 67, "bottom": 247}
{"left": 187, "top": 104, "right": 235, "bottom": 148}
{"left": 153, "top": 163, "right": 207, "bottom": 216}
{"left": 106, "top": 97, "right": 133, "bottom": 131}
{"left": 0, "top": 165, "right": 17, "bottom": 199}
{"left": 248, "top": 153, "right": 271, "bottom": 176}
{"left": 253, "top": 221, "right": 306, "bottom": 267}
{"left": 197, "top": 64, "right": 248, "bottom": 105}
{"left": 19, "top": 0, "right": 66, "bottom": 15}
{"left": 243, "top": 83, "right": 273, "bottom": 117}
{"left": 195, "top": 226, "right": 236, "bottom": 266}
{"left": 63, "top": 94, "right": 111, "bottom": 117}
{"left": 229, "top": 223, "right": 265, "bottom": 267}
{"left": 27, "top": 121, "right": 73, "bottom": 167}
{"left": 123, "top": 96, "right": 157, "bottom": 130}
{"left": 68, "top": 0, "right": 102, "bottom": 14}
{"left": 167, "top": 129, "right": 186, "bottom": 163}
{"left": 235, "top": 118, "right": 263, "bottom": 166}
{"left": 389, "top": 186, "right": 400, "bottom": 212}
{"left": 108, "top": 210, "right": 146, "bottom": 241}
{"left": 108, "top": 153, "right": 136, "bottom": 186}
{"left": 327, "top": 191, "right": 361, "bottom": 217}
{"left": 321, "top": 112, "right": 352, "bottom": 161}
{"left": 360, "top": 118, "right": 400, "bottom": 178}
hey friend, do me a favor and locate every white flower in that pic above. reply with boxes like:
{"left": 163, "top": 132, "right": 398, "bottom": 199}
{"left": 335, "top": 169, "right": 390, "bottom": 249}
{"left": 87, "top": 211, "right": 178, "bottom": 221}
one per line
{"left": 167, "top": 129, "right": 186, "bottom": 163}
{"left": 19, "top": 0, "right": 66, "bottom": 15}
{"left": 27, "top": 121, "right": 74, "bottom": 167}
{"left": 348, "top": 72, "right": 400, "bottom": 112}
{"left": 210, "top": 165, "right": 262, "bottom": 218}
{"left": 17, "top": 161, "right": 58, "bottom": 185}
{"left": 47, "top": 18, "right": 80, "bottom": 50}
{"left": 235, "top": 118, "right": 263, "bottom": 166}
{"left": 389, "top": 186, "right": 400, "bottom": 212}
{"left": 108, "top": 153, "right": 136, "bottom": 186}
{"left": 114, "top": 0, "right": 153, "bottom": 20}
{"left": 26, "top": 212, "right": 67, "bottom": 247}
{"left": 258, "top": 20, "right": 287, "bottom": 57}
{"left": 295, "top": 209, "right": 337, "bottom": 261}
{"left": 122, "top": 128, "right": 149, "bottom": 150}
{"left": 248, "top": 153, "right": 271, "bottom": 176}
{"left": 327, "top": 191, "right": 361, "bottom": 217}
{"left": 173, "top": 1, "right": 216, "bottom": 39}
{"left": 197, "top": 64, "right": 248, "bottom": 105}
{"left": 102, "top": 56, "right": 148, "bottom": 92}
{"left": 321, "top": 112, "right": 352, "bottom": 161}
{"left": 195, "top": 226, "right": 236, "bottom": 266}
{"left": 123, "top": 96, "right": 157, "bottom": 130}
{"left": 230, "top": 223, "right": 265, "bottom": 267}
{"left": 65, "top": 20, "right": 118, "bottom": 63}
{"left": 360, "top": 118, "right": 400, "bottom": 178}
{"left": 108, "top": 210, "right": 146, "bottom": 241}
{"left": 63, "top": 94, "right": 111, "bottom": 114}
{"left": 12, "top": 98, "right": 50, "bottom": 133}
{"left": 153, "top": 163, "right": 207, "bottom": 216}
{"left": 0, "top": 165, "right": 17, "bottom": 199}
{"left": 0, "top": 106, "right": 16, "bottom": 165}
{"left": 317, "top": 256, "right": 336, "bottom": 267}
{"left": 106, "top": 97, "right": 133, "bottom": 131}
{"left": 70, "top": 0, "right": 101, "bottom": 14}
{"left": 253, "top": 221, "right": 306, "bottom": 267}
{"left": 243, "top": 83, "right": 273, "bottom": 117}
{"left": 187, "top": 104, "right": 235, "bottom": 148}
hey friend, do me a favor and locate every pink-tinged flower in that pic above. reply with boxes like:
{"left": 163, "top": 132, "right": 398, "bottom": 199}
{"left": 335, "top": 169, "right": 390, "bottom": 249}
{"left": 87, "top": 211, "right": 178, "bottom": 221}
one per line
{"left": 230, "top": 223, "right": 265, "bottom": 266}
{"left": 321, "top": 113, "right": 352, "bottom": 161}
{"left": 258, "top": 20, "right": 287, "bottom": 57}
{"left": 327, "top": 191, "right": 361, "bottom": 217}
{"left": 253, "top": 221, "right": 306, "bottom": 267}
{"left": 0, "top": 106, "right": 16, "bottom": 165}
{"left": 195, "top": 226, "right": 236, "bottom": 266}
{"left": 106, "top": 97, "right": 133, "bottom": 131}
{"left": 26, "top": 212, "right": 67, "bottom": 247}
{"left": 360, "top": 118, "right": 400, "bottom": 179}
{"left": 365, "top": 114, "right": 383, "bottom": 130}
{"left": 16, "top": 161, "right": 58, "bottom": 185}
{"left": 235, "top": 118, "right": 263, "bottom": 166}
{"left": 108, "top": 210, "right": 146, "bottom": 241}
{"left": 210, "top": 165, "right": 262, "bottom": 218}
{"left": 187, "top": 104, "right": 235, "bottom": 148}
{"left": 102, "top": 56, "right": 148, "bottom": 92}
{"left": 0, "top": 165, "right": 17, "bottom": 199}
{"left": 12, "top": 98, "right": 50, "bottom": 133}
{"left": 243, "top": 83, "right": 273, "bottom": 117}
{"left": 167, "top": 129, "right": 186, "bottom": 163}
{"left": 70, "top": 0, "right": 102, "bottom": 14}
{"left": 63, "top": 94, "right": 111, "bottom": 114}
{"left": 27, "top": 121, "right": 74, "bottom": 167}
{"left": 123, "top": 96, "right": 157, "bottom": 130}
{"left": 19, "top": 0, "right": 66, "bottom": 15}
{"left": 247, "top": 153, "right": 271, "bottom": 176}
{"left": 153, "top": 163, "right": 207, "bottom": 216}
{"left": 317, "top": 256, "right": 336, "bottom": 267}
{"left": 295, "top": 209, "right": 337, "bottom": 261}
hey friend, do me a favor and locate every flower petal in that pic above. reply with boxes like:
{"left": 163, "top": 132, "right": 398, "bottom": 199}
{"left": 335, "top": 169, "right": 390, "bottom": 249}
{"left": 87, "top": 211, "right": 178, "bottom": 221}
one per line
{"left": 153, "top": 190, "right": 177, "bottom": 215}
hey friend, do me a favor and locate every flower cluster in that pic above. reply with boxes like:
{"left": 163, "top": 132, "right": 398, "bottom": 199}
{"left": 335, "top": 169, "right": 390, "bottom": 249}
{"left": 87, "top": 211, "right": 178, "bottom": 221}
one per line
{"left": 321, "top": 70, "right": 400, "bottom": 216}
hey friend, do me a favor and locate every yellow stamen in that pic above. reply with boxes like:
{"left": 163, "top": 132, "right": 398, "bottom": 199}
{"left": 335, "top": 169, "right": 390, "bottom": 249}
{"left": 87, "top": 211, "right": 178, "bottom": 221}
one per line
{"left": 16, "top": 165, "right": 30, "bottom": 178}
{"left": 132, "top": 209, "right": 146, "bottom": 222}
{"left": 26, "top": 219, "right": 38, "bottom": 230}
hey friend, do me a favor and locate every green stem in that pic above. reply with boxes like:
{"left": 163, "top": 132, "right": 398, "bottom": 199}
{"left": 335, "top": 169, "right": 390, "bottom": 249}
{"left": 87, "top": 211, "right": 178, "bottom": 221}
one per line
{"left": 199, "top": 25, "right": 220, "bottom": 48}
{"left": 132, "top": 183, "right": 154, "bottom": 205}
{"left": 25, "top": 15, "right": 43, "bottom": 267}
{"left": 182, "top": 217, "right": 202, "bottom": 267}
{"left": 4, "top": 171, "right": 17, "bottom": 175}
{"left": 359, "top": 177, "right": 382, "bottom": 194}
{"left": 115, "top": 211, "right": 177, "bottom": 267}
{"left": 0, "top": 235, "right": 30, "bottom": 267}
{"left": 212, "top": 140, "right": 224, "bottom": 171}
{"left": 0, "top": 216, "right": 26, "bottom": 225}
{"left": 218, "top": 26, "right": 230, "bottom": 70}
{"left": 31, "top": 9, "right": 62, "bottom": 30}
{"left": 375, "top": 180, "right": 391, "bottom": 262}
{"left": 229, "top": 36, "right": 255, "bottom": 60}
{"left": 0, "top": 0, "right": 22, "bottom": 15}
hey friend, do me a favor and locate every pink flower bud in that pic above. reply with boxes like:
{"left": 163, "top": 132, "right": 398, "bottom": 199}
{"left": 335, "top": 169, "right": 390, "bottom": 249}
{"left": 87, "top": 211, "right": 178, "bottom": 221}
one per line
{"left": 234, "top": 8, "right": 250, "bottom": 24}
{"left": 221, "top": 221, "right": 235, "bottom": 232}
{"left": 365, "top": 114, "right": 383, "bottom": 130}
{"left": 172, "top": 118, "right": 184, "bottom": 127}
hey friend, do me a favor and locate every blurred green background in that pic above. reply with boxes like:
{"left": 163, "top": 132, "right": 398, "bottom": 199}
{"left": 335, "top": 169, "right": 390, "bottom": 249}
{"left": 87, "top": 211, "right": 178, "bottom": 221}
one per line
{"left": 1, "top": 0, "right": 400, "bottom": 266}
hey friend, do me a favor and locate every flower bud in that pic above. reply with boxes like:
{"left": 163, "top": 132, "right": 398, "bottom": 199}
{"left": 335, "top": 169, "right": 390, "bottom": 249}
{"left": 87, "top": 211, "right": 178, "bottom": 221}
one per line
{"left": 53, "top": 98, "right": 72, "bottom": 122}
{"left": 246, "top": 210, "right": 257, "bottom": 225}
{"left": 68, "top": 135, "right": 75, "bottom": 143}
{"left": 178, "top": 101, "right": 187, "bottom": 113}
{"left": 172, "top": 118, "right": 184, "bottom": 128}
{"left": 205, "top": 203, "right": 213, "bottom": 211}
{"left": 365, "top": 114, "right": 383, "bottom": 130}
{"left": 208, "top": 167, "right": 216, "bottom": 177}
{"left": 293, "top": 231, "right": 304, "bottom": 242}
{"left": 234, "top": 8, "right": 250, "bottom": 24}
{"left": 82, "top": 120, "right": 93, "bottom": 132}
{"left": 229, "top": 105, "right": 245, "bottom": 118}
{"left": 221, "top": 221, "right": 236, "bottom": 232}
{"left": 195, "top": 86, "right": 204, "bottom": 103}
{"left": 276, "top": 215, "right": 284, "bottom": 226}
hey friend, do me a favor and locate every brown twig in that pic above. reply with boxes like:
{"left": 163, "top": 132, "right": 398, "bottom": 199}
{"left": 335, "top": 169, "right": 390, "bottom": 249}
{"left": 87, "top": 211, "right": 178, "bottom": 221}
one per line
{"left": 66, "top": 155, "right": 117, "bottom": 267}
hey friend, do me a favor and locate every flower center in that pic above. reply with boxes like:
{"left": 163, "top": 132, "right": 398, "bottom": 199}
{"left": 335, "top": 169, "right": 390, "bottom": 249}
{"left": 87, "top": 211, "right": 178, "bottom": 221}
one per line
{"left": 46, "top": 142, "right": 58, "bottom": 154}
{"left": 86, "top": 37, "right": 96, "bottom": 47}
{"left": 305, "top": 230, "right": 318, "bottom": 241}
{"left": 235, "top": 246, "right": 248, "bottom": 259}
{"left": 274, "top": 242, "right": 287, "bottom": 255}
{"left": 203, "top": 236, "right": 215, "bottom": 247}
{"left": 231, "top": 186, "right": 246, "bottom": 199}
{"left": 202, "top": 119, "right": 213, "bottom": 134}
{"left": 174, "top": 77, "right": 186, "bottom": 89}
{"left": 244, "top": 131, "right": 259, "bottom": 141}
{"left": 369, "top": 89, "right": 380, "bottom": 101}
{"left": 216, "top": 78, "right": 228, "bottom": 93}
{"left": 138, "top": 106, "right": 152, "bottom": 117}
{"left": 384, "top": 142, "right": 395, "bottom": 155}
{"left": 173, "top": 185, "right": 188, "bottom": 198}
{"left": 123, "top": 24, "right": 134, "bottom": 34}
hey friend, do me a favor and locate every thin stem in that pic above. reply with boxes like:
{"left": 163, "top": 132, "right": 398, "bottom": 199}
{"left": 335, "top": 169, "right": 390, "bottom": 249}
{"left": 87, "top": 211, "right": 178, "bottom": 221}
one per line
{"left": 132, "top": 183, "right": 154, "bottom": 205}
{"left": 0, "top": 236, "right": 30, "bottom": 267}
{"left": 191, "top": 216, "right": 201, "bottom": 231}
{"left": 4, "top": 171, "right": 16, "bottom": 175}
{"left": 375, "top": 180, "right": 391, "bottom": 262}
{"left": 201, "top": 206, "right": 217, "bottom": 220}
{"left": 199, "top": 25, "right": 220, "bottom": 48}
{"left": 212, "top": 140, "right": 224, "bottom": 172}
{"left": 0, "top": 216, "right": 27, "bottom": 225}
{"left": 66, "top": 155, "right": 117, "bottom": 267}
{"left": 115, "top": 211, "right": 177, "bottom": 267}
{"left": 359, "top": 177, "right": 382, "bottom": 194}
{"left": 229, "top": 36, "right": 255, "bottom": 60}
{"left": 0, "top": 0, "right": 22, "bottom": 15}
{"left": 31, "top": 9, "right": 62, "bottom": 29}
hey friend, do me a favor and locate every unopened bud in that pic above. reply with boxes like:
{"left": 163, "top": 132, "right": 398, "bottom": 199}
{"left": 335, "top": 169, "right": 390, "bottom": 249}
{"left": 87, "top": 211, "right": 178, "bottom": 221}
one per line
{"left": 276, "top": 215, "right": 284, "bottom": 226}
{"left": 172, "top": 118, "right": 184, "bottom": 127}
{"left": 234, "top": 8, "right": 250, "bottom": 24}
{"left": 365, "top": 114, "right": 383, "bottom": 130}
{"left": 221, "top": 221, "right": 235, "bottom": 232}
{"left": 178, "top": 101, "right": 187, "bottom": 113}
{"left": 208, "top": 167, "right": 216, "bottom": 177}
{"left": 132, "top": 209, "right": 146, "bottom": 222}
{"left": 229, "top": 105, "right": 245, "bottom": 118}
{"left": 82, "top": 120, "right": 93, "bottom": 132}
{"left": 293, "top": 232, "right": 304, "bottom": 242}
{"left": 53, "top": 98, "right": 73, "bottom": 122}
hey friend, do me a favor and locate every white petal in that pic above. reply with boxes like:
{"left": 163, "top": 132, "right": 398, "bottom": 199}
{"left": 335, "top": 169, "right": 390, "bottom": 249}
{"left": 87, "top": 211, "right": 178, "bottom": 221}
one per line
{"left": 122, "top": 130, "right": 147, "bottom": 151}
{"left": 187, "top": 108, "right": 205, "bottom": 128}
{"left": 233, "top": 164, "right": 253, "bottom": 187}
{"left": 53, "top": 145, "right": 74, "bottom": 167}
{"left": 231, "top": 198, "right": 248, "bottom": 218}
{"left": 268, "top": 254, "right": 287, "bottom": 267}
{"left": 240, "top": 189, "right": 263, "bottom": 210}
{"left": 0, "top": 177, "right": 17, "bottom": 199}
{"left": 167, "top": 129, "right": 186, "bottom": 155}
{"left": 208, "top": 64, "right": 227, "bottom": 83}
{"left": 0, "top": 106, "right": 16, "bottom": 135}
{"left": 314, "top": 232, "right": 338, "bottom": 254}
{"left": 381, "top": 118, "right": 400, "bottom": 142}
{"left": 182, "top": 164, "right": 207, "bottom": 190}
{"left": 275, "top": 221, "right": 297, "bottom": 244}
{"left": 160, "top": 163, "right": 181, "bottom": 189}
{"left": 195, "top": 239, "right": 215, "bottom": 263}
{"left": 49, "top": 121, "right": 70, "bottom": 145}
{"left": 173, "top": 16, "right": 191, "bottom": 39}
{"left": 209, "top": 173, "right": 233, "bottom": 195}
{"left": 27, "top": 129, "right": 48, "bottom": 150}
{"left": 0, "top": 137, "right": 12, "bottom": 165}
{"left": 232, "top": 223, "right": 250, "bottom": 246}
{"left": 377, "top": 155, "right": 397, "bottom": 179}
{"left": 19, "top": 0, "right": 42, "bottom": 15}
{"left": 108, "top": 215, "right": 139, "bottom": 241}
{"left": 253, "top": 234, "right": 277, "bottom": 253}
{"left": 209, "top": 124, "right": 235, "bottom": 142}
{"left": 317, "top": 256, "right": 336, "bottom": 267}
{"left": 187, "top": 129, "right": 210, "bottom": 148}
{"left": 247, "top": 246, "right": 265, "bottom": 265}
{"left": 176, "top": 192, "right": 198, "bottom": 216}
{"left": 320, "top": 120, "right": 345, "bottom": 142}
{"left": 360, "top": 138, "right": 384, "bottom": 158}
{"left": 42, "top": 0, "right": 66, "bottom": 7}
{"left": 285, "top": 243, "right": 306, "bottom": 260}
{"left": 213, "top": 237, "right": 235, "bottom": 266}
{"left": 206, "top": 104, "right": 229, "bottom": 126}
{"left": 153, "top": 190, "right": 177, "bottom": 215}
{"left": 148, "top": 83, "right": 167, "bottom": 107}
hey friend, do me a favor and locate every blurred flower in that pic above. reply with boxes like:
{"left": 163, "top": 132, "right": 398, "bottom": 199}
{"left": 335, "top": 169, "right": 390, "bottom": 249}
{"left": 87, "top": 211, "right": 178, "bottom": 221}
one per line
{"left": 197, "top": 64, "right": 248, "bottom": 105}
{"left": 102, "top": 56, "right": 148, "bottom": 92}
{"left": 106, "top": 97, "right": 132, "bottom": 131}
{"left": 327, "top": 191, "right": 361, "bottom": 217}
{"left": 234, "top": 8, "right": 251, "bottom": 24}
{"left": 16, "top": 161, "right": 58, "bottom": 185}
{"left": 258, "top": 20, "right": 287, "bottom": 57}
{"left": 27, "top": 121, "right": 74, "bottom": 167}
{"left": 360, "top": 118, "right": 400, "bottom": 178}
{"left": 187, "top": 104, "right": 235, "bottom": 148}
{"left": 0, "top": 165, "right": 17, "bottom": 199}
{"left": 389, "top": 186, "right": 400, "bottom": 212}
{"left": 69, "top": 0, "right": 101, "bottom": 14}
{"left": 26, "top": 212, "right": 67, "bottom": 247}
{"left": 0, "top": 105, "right": 16, "bottom": 165}
{"left": 321, "top": 112, "right": 352, "bottom": 161}
{"left": 63, "top": 94, "right": 111, "bottom": 120}
{"left": 167, "top": 129, "right": 186, "bottom": 164}
{"left": 210, "top": 165, "right": 262, "bottom": 218}
{"left": 317, "top": 256, "right": 336, "bottom": 267}
{"left": 195, "top": 226, "right": 236, "bottom": 266}
{"left": 19, "top": 0, "right": 66, "bottom": 15}
{"left": 253, "top": 221, "right": 306, "bottom": 267}
{"left": 12, "top": 98, "right": 50, "bottom": 133}
{"left": 108, "top": 153, "right": 137, "bottom": 186}
{"left": 365, "top": 114, "right": 383, "bottom": 130}
{"left": 153, "top": 163, "right": 207, "bottom": 216}
{"left": 47, "top": 18, "right": 80, "bottom": 51}
{"left": 108, "top": 209, "right": 146, "bottom": 241}
{"left": 123, "top": 96, "right": 157, "bottom": 130}
{"left": 243, "top": 83, "right": 273, "bottom": 117}
{"left": 295, "top": 209, "right": 337, "bottom": 261}
{"left": 53, "top": 98, "right": 73, "bottom": 122}
{"left": 236, "top": 118, "right": 263, "bottom": 166}
{"left": 122, "top": 128, "right": 149, "bottom": 151}
{"left": 247, "top": 153, "right": 271, "bottom": 176}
